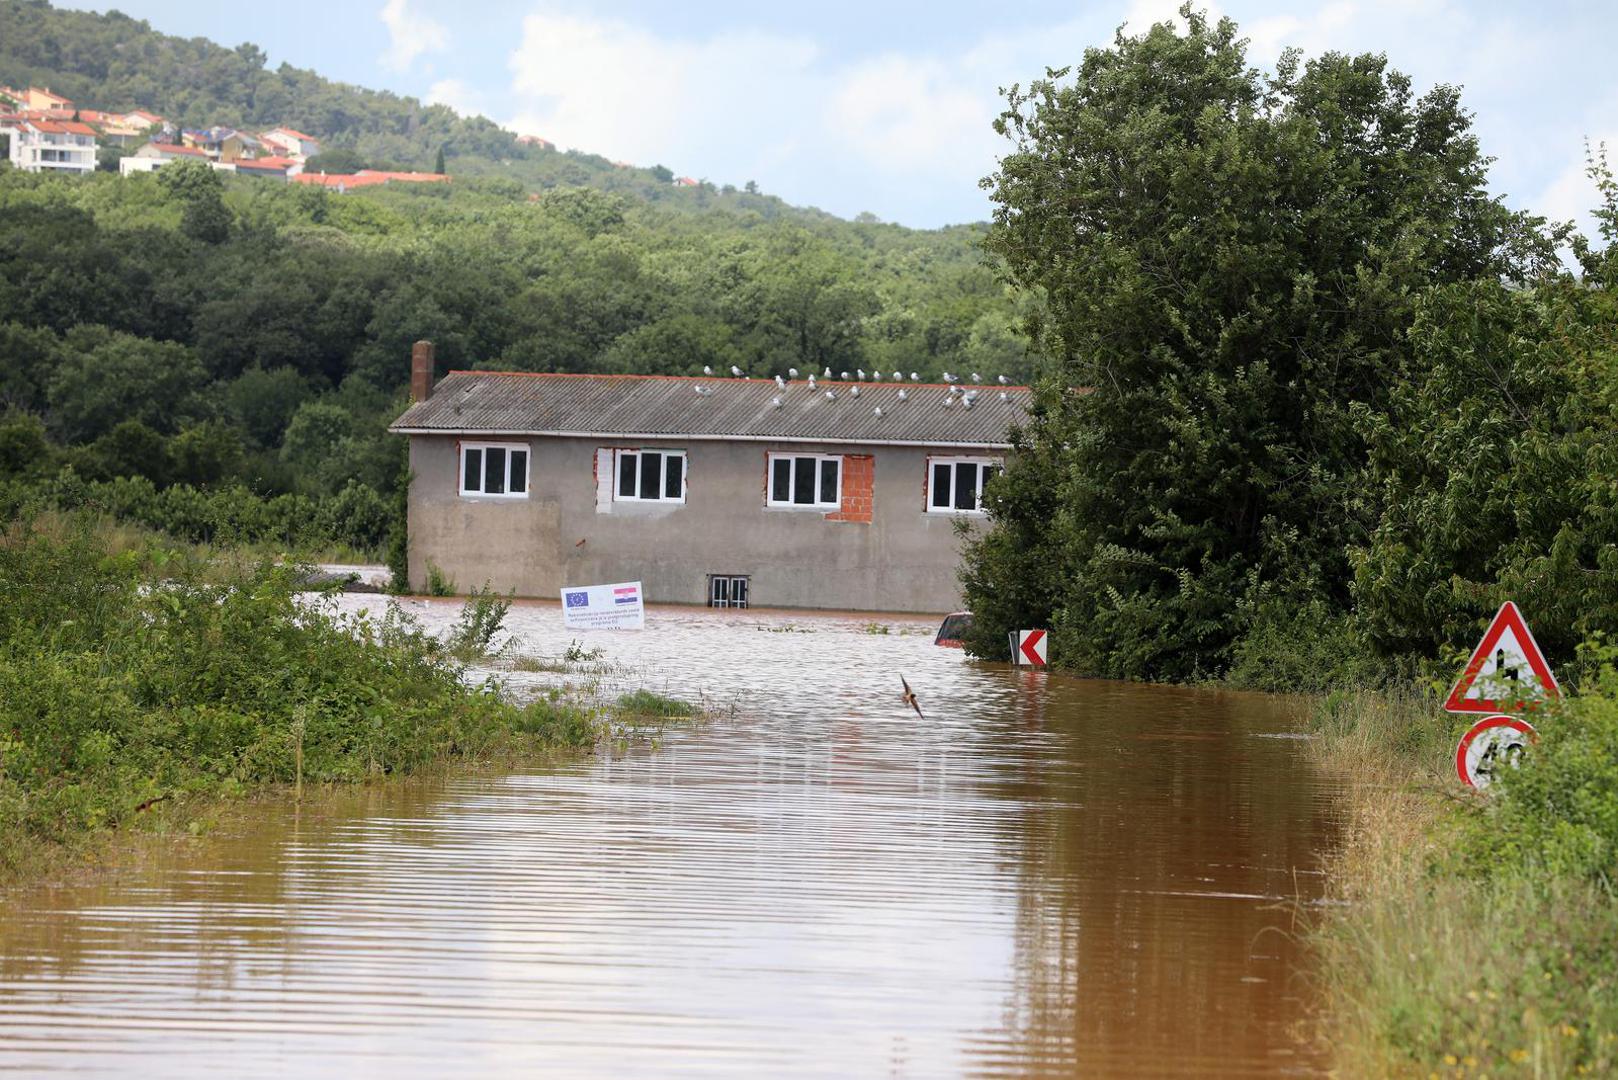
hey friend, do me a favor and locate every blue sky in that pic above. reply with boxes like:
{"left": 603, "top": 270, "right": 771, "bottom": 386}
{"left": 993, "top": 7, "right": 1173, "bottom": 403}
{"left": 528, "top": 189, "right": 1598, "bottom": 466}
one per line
{"left": 61, "top": 1, "right": 1618, "bottom": 234}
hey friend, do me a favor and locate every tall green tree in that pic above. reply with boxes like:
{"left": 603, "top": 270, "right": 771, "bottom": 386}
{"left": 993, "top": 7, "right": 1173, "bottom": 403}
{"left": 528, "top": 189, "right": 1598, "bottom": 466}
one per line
{"left": 961, "top": 7, "right": 1555, "bottom": 678}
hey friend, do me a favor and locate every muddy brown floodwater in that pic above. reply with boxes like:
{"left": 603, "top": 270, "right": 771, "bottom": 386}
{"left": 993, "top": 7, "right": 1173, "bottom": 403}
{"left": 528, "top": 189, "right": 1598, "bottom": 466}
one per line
{"left": 0, "top": 599, "right": 1342, "bottom": 1077}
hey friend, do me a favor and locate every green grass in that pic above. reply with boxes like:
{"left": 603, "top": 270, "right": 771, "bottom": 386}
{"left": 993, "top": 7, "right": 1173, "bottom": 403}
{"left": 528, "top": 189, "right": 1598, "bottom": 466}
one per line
{"left": 1306, "top": 685, "right": 1618, "bottom": 1076}
{"left": 613, "top": 689, "right": 697, "bottom": 721}
{"left": 0, "top": 513, "right": 606, "bottom": 886}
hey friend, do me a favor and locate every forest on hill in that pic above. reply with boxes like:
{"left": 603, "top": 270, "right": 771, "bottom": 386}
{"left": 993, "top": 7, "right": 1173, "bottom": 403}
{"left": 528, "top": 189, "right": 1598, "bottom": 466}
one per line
{"left": 0, "top": 0, "right": 838, "bottom": 215}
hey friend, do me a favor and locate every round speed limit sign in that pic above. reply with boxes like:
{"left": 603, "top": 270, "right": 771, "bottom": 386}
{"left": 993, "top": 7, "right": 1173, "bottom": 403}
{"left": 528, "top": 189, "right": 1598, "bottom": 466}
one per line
{"left": 1455, "top": 715, "right": 1536, "bottom": 790}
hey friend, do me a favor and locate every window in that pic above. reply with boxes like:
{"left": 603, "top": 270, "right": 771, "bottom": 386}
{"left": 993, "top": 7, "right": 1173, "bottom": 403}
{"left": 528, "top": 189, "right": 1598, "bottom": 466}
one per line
{"left": 614, "top": 449, "right": 686, "bottom": 502}
{"left": 767, "top": 453, "right": 841, "bottom": 509}
{"left": 708, "top": 575, "right": 750, "bottom": 609}
{"left": 460, "top": 441, "right": 529, "bottom": 497}
{"left": 928, "top": 457, "right": 1001, "bottom": 514}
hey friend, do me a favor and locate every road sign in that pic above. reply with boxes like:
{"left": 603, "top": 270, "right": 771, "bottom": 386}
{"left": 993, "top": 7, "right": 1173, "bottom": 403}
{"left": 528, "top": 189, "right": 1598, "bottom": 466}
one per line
{"left": 1443, "top": 601, "right": 1559, "bottom": 715}
{"left": 1455, "top": 714, "right": 1537, "bottom": 789}
{"left": 1013, "top": 629, "right": 1047, "bottom": 667}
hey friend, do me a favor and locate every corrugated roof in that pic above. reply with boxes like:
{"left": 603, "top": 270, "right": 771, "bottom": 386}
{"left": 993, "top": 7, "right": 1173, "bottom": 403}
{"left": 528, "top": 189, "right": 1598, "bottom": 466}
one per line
{"left": 391, "top": 371, "right": 1031, "bottom": 448}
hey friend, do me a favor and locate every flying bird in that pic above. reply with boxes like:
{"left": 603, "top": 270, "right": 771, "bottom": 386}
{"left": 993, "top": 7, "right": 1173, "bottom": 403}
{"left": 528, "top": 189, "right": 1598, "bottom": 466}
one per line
{"left": 900, "top": 675, "right": 924, "bottom": 719}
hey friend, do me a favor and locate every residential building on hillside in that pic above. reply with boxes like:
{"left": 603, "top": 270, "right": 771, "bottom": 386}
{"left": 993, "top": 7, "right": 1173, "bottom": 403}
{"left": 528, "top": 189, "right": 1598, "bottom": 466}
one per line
{"left": 119, "top": 109, "right": 166, "bottom": 130}
{"left": 119, "top": 140, "right": 213, "bottom": 174}
{"left": 21, "top": 86, "right": 71, "bottom": 111}
{"left": 181, "top": 126, "right": 260, "bottom": 161}
{"left": 291, "top": 169, "right": 449, "bottom": 192}
{"left": 260, "top": 126, "right": 320, "bottom": 157}
{"left": 389, "top": 345, "right": 1030, "bottom": 613}
{"left": 1, "top": 117, "right": 96, "bottom": 174}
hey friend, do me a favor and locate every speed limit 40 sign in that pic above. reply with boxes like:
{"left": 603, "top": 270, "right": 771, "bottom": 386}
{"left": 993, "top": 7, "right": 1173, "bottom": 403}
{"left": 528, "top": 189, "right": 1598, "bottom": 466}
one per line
{"left": 1455, "top": 715, "right": 1537, "bottom": 790}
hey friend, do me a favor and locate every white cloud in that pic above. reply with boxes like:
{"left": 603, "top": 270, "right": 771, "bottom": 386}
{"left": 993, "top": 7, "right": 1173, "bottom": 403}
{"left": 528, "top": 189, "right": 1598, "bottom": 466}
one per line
{"left": 379, "top": 0, "right": 448, "bottom": 73}
{"left": 426, "top": 77, "right": 484, "bottom": 118}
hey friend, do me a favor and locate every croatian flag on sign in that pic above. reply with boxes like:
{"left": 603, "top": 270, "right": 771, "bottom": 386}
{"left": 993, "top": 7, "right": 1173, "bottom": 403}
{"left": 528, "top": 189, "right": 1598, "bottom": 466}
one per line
{"left": 614, "top": 586, "right": 639, "bottom": 605}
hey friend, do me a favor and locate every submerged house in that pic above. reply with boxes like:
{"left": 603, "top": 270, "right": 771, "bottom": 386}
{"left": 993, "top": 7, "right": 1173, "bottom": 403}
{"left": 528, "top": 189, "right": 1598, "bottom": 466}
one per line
{"left": 389, "top": 344, "right": 1031, "bottom": 613}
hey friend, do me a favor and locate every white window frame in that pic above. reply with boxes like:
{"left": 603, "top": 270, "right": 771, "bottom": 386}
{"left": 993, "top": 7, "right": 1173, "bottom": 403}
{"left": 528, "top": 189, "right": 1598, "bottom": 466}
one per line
{"left": 613, "top": 448, "right": 687, "bottom": 504}
{"left": 459, "top": 441, "right": 531, "bottom": 499}
{"left": 927, "top": 456, "right": 1001, "bottom": 515}
{"left": 766, "top": 452, "right": 842, "bottom": 510}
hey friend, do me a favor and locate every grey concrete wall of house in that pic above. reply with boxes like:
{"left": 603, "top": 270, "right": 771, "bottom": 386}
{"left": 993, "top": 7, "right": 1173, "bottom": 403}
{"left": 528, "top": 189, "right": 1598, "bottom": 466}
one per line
{"left": 405, "top": 433, "right": 991, "bottom": 613}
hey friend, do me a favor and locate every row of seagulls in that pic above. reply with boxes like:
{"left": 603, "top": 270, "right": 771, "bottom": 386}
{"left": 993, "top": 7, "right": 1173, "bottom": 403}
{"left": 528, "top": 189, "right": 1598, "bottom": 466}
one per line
{"left": 702, "top": 367, "right": 1013, "bottom": 385}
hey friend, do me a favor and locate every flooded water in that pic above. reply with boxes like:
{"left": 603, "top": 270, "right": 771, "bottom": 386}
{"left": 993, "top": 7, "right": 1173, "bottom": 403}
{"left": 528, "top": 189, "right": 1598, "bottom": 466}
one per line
{"left": 0, "top": 600, "right": 1340, "bottom": 1077}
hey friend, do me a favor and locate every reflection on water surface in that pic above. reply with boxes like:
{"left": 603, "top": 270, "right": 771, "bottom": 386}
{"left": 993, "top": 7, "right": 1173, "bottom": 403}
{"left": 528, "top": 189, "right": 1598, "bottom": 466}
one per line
{"left": 0, "top": 601, "right": 1339, "bottom": 1076}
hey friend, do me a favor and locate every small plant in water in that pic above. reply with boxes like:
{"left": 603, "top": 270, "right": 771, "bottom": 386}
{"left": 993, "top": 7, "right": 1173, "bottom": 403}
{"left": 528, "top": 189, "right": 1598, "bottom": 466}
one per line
{"left": 564, "top": 639, "right": 605, "bottom": 663}
{"left": 446, "top": 583, "right": 512, "bottom": 659}
{"left": 424, "top": 562, "right": 455, "bottom": 597}
{"left": 862, "top": 622, "right": 891, "bottom": 635}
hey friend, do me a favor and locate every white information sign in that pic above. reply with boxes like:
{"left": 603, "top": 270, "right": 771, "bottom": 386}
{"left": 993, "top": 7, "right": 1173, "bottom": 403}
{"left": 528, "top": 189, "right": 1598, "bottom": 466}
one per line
{"left": 560, "top": 580, "right": 646, "bottom": 630}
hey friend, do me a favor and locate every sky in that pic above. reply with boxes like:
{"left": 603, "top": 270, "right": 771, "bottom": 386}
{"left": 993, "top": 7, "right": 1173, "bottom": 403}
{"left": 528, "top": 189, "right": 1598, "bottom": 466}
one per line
{"left": 59, "top": 0, "right": 1618, "bottom": 235}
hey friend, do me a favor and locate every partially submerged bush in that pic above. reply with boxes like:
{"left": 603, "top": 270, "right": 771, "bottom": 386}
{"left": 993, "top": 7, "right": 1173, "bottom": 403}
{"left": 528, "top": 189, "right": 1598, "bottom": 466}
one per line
{"left": 0, "top": 514, "right": 597, "bottom": 877}
{"left": 614, "top": 689, "right": 695, "bottom": 720}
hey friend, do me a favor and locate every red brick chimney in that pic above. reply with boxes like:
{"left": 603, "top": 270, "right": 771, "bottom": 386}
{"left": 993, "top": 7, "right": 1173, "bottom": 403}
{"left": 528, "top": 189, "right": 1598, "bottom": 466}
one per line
{"left": 410, "top": 340, "right": 435, "bottom": 402}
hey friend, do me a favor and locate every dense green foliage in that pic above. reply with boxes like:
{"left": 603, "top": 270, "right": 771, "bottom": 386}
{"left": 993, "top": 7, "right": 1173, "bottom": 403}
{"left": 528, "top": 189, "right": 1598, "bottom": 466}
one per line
{"left": 0, "top": 516, "right": 603, "bottom": 877}
{"left": 963, "top": 7, "right": 1614, "bottom": 688}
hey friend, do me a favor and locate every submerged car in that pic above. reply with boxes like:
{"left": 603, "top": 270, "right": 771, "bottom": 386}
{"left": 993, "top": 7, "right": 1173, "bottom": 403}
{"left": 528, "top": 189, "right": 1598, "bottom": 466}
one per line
{"left": 934, "top": 611, "right": 973, "bottom": 648}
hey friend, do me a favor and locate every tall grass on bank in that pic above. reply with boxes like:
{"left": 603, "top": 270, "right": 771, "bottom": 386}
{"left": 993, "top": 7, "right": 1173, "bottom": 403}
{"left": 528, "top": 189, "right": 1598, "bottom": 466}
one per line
{"left": 0, "top": 515, "right": 601, "bottom": 883}
{"left": 1309, "top": 685, "right": 1618, "bottom": 1076}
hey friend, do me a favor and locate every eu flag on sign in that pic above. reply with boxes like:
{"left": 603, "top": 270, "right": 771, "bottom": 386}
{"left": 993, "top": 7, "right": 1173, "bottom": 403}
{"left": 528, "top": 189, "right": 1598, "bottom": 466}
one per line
{"left": 565, "top": 591, "right": 589, "bottom": 608}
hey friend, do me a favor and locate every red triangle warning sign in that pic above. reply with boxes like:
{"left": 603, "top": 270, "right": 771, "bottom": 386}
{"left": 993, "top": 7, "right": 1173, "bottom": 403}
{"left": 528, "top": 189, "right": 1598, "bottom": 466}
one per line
{"left": 1443, "top": 601, "right": 1560, "bottom": 715}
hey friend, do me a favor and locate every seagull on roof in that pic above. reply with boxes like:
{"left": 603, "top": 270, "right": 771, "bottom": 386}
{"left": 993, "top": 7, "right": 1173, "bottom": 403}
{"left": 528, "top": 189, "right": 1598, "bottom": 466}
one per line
{"left": 970, "top": 373, "right": 981, "bottom": 384}
{"left": 872, "top": 370, "right": 883, "bottom": 381}
{"left": 850, "top": 385, "right": 861, "bottom": 398}
{"left": 857, "top": 368, "right": 866, "bottom": 380}
{"left": 893, "top": 371, "right": 902, "bottom": 381}
{"left": 873, "top": 405, "right": 884, "bottom": 419}
{"left": 963, "top": 397, "right": 976, "bottom": 410}
{"left": 823, "top": 366, "right": 832, "bottom": 377}
{"left": 942, "top": 372, "right": 958, "bottom": 383}
{"left": 771, "top": 396, "right": 783, "bottom": 409}
{"left": 694, "top": 384, "right": 713, "bottom": 396}
{"left": 999, "top": 390, "right": 1010, "bottom": 402}
{"left": 824, "top": 389, "right": 837, "bottom": 401}
{"left": 774, "top": 374, "right": 786, "bottom": 389}
{"left": 788, "top": 367, "right": 799, "bottom": 378}
{"left": 807, "top": 373, "right": 817, "bottom": 389}
{"left": 941, "top": 395, "right": 955, "bottom": 407}
{"left": 841, "top": 371, "right": 851, "bottom": 381}
{"left": 730, "top": 365, "right": 743, "bottom": 377}
{"left": 948, "top": 384, "right": 962, "bottom": 396}
{"left": 964, "top": 389, "right": 978, "bottom": 402}
{"left": 897, "top": 388, "right": 908, "bottom": 401}
{"left": 998, "top": 374, "right": 1009, "bottom": 385}
{"left": 910, "top": 372, "right": 920, "bottom": 381}
{"left": 703, "top": 365, "right": 713, "bottom": 376}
